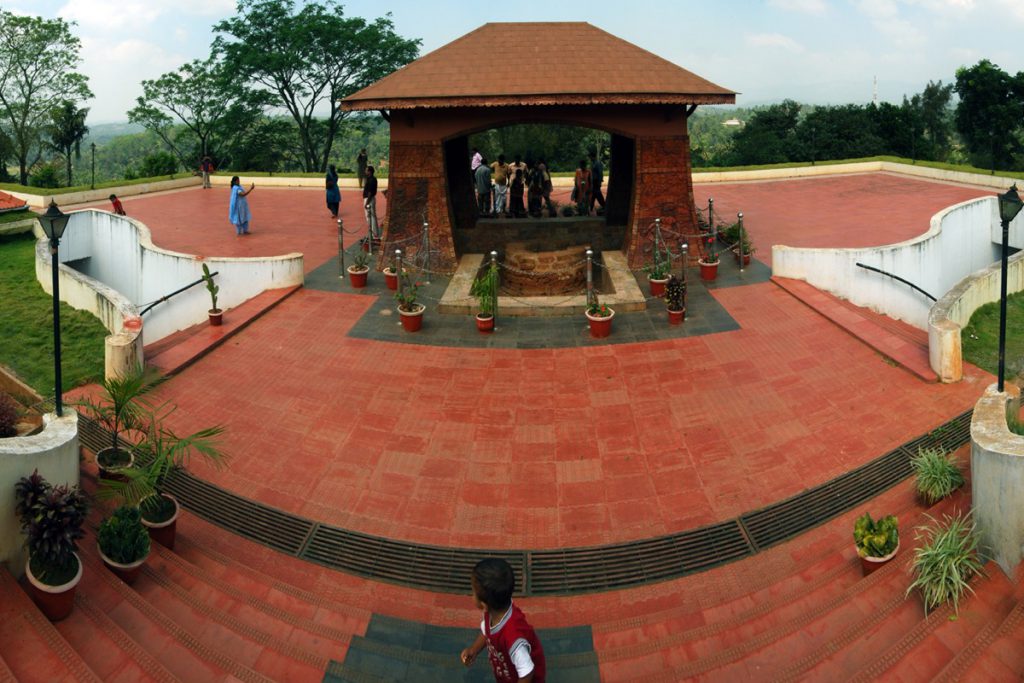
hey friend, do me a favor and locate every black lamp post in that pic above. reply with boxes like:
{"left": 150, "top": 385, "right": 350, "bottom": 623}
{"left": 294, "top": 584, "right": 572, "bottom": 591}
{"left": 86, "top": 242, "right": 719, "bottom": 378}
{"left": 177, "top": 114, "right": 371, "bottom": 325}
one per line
{"left": 37, "top": 201, "right": 71, "bottom": 416}
{"left": 996, "top": 184, "right": 1023, "bottom": 392}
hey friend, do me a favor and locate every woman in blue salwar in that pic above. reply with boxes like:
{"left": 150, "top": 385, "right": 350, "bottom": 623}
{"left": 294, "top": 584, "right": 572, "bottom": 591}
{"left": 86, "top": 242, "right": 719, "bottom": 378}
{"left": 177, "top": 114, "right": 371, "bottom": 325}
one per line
{"left": 229, "top": 176, "right": 255, "bottom": 235}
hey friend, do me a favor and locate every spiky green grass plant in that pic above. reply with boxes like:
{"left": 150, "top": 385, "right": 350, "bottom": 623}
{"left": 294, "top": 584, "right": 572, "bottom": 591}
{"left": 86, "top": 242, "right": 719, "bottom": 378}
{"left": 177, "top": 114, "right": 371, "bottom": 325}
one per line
{"left": 910, "top": 447, "right": 965, "bottom": 504}
{"left": 906, "top": 512, "right": 984, "bottom": 615}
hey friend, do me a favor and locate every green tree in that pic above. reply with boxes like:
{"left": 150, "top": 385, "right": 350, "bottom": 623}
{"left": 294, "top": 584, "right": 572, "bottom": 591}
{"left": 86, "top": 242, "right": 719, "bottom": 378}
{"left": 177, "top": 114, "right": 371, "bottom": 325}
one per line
{"left": 46, "top": 100, "right": 90, "bottom": 186}
{"left": 913, "top": 80, "right": 955, "bottom": 161}
{"left": 796, "top": 105, "right": 883, "bottom": 161}
{"left": 730, "top": 100, "right": 801, "bottom": 165}
{"left": 0, "top": 11, "right": 92, "bottom": 185}
{"left": 128, "top": 56, "right": 271, "bottom": 170}
{"left": 214, "top": 0, "right": 420, "bottom": 173}
{"left": 954, "top": 60, "right": 1024, "bottom": 170}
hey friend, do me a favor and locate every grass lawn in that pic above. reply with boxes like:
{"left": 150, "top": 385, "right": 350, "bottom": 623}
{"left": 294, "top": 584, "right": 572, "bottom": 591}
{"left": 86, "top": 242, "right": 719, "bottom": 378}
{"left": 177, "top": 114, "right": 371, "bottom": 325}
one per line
{"left": 0, "top": 234, "right": 108, "bottom": 396}
{"left": 962, "top": 289, "right": 1024, "bottom": 381}
{"left": 0, "top": 209, "right": 34, "bottom": 225}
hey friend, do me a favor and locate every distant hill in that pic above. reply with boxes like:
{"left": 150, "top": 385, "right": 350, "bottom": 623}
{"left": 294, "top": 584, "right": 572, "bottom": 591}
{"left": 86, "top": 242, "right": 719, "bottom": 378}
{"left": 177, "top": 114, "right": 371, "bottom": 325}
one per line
{"left": 83, "top": 122, "right": 145, "bottom": 145}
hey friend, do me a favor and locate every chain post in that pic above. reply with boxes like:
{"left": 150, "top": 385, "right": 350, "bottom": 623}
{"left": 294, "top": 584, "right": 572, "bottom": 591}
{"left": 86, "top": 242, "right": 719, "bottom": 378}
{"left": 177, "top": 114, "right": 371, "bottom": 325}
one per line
{"left": 394, "top": 249, "right": 401, "bottom": 282}
{"left": 654, "top": 217, "right": 662, "bottom": 268}
{"left": 708, "top": 197, "right": 715, "bottom": 249}
{"left": 422, "top": 221, "right": 430, "bottom": 284}
{"left": 680, "top": 242, "right": 688, "bottom": 286}
{"left": 586, "top": 248, "right": 594, "bottom": 308}
{"left": 337, "top": 218, "right": 345, "bottom": 277}
{"left": 490, "top": 250, "right": 499, "bottom": 323}
{"left": 737, "top": 211, "right": 745, "bottom": 273}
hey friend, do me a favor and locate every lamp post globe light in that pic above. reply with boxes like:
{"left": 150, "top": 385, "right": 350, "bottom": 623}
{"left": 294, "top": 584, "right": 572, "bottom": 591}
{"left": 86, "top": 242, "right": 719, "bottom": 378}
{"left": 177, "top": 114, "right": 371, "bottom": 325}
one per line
{"left": 996, "top": 184, "right": 1023, "bottom": 393}
{"left": 37, "top": 201, "right": 71, "bottom": 416}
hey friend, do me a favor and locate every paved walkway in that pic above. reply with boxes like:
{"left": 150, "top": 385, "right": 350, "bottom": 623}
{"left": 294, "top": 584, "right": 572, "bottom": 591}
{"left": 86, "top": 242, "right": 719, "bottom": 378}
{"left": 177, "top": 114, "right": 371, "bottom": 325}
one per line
{"left": 90, "top": 172, "right": 995, "bottom": 553}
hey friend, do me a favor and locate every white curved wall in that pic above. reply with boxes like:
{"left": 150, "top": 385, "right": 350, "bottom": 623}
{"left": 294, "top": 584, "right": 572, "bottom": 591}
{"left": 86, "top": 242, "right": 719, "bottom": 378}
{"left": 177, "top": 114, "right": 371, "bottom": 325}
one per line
{"left": 772, "top": 196, "right": 1022, "bottom": 330}
{"left": 38, "top": 210, "right": 304, "bottom": 344}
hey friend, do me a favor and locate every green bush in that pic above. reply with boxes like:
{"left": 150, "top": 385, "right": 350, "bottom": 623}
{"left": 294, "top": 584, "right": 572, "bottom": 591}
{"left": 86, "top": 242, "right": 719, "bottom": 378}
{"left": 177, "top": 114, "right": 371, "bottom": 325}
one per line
{"left": 853, "top": 512, "right": 899, "bottom": 558}
{"left": 906, "top": 512, "right": 984, "bottom": 615}
{"left": 98, "top": 505, "right": 150, "bottom": 565}
{"left": 29, "top": 163, "right": 62, "bottom": 188}
{"left": 14, "top": 471, "right": 88, "bottom": 585}
{"left": 911, "top": 447, "right": 965, "bottom": 504}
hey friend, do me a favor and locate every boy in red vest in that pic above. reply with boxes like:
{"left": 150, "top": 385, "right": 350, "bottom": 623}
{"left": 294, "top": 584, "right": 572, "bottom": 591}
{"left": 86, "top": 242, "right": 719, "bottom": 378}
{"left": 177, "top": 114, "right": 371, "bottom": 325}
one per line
{"left": 108, "top": 194, "right": 126, "bottom": 216}
{"left": 460, "top": 558, "right": 546, "bottom": 682}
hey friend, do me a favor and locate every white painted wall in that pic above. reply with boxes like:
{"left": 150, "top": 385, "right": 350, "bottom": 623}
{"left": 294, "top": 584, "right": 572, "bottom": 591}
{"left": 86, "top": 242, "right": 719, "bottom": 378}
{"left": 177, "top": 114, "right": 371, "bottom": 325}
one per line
{"left": 36, "top": 210, "right": 304, "bottom": 345}
{"left": 772, "top": 197, "right": 1022, "bottom": 330}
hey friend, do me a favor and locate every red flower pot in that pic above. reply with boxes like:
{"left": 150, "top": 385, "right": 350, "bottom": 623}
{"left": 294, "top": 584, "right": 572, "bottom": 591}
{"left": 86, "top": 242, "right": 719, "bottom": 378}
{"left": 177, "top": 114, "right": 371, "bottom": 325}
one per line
{"left": 585, "top": 307, "right": 615, "bottom": 338}
{"left": 699, "top": 259, "right": 719, "bottom": 282}
{"left": 25, "top": 554, "right": 81, "bottom": 621}
{"left": 476, "top": 313, "right": 495, "bottom": 332}
{"left": 667, "top": 308, "right": 685, "bottom": 325}
{"left": 649, "top": 277, "right": 669, "bottom": 297}
{"left": 141, "top": 494, "right": 180, "bottom": 550}
{"left": 734, "top": 249, "right": 752, "bottom": 266}
{"left": 859, "top": 542, "right": 899, "bottom": 576}
{"left": 399, "top": 304, "right": 425, "bottom": 332}
{"left": 208, "top": 309, "right": 223, "bottom": 326}
{"left": 347, "top": 266, "right": 369, "bottom": 288}
{"left": 99, "top": 547, "right": 148, "bottom": 586}
{"left": 384, "top": 269, "right": 399, "bottom": 291}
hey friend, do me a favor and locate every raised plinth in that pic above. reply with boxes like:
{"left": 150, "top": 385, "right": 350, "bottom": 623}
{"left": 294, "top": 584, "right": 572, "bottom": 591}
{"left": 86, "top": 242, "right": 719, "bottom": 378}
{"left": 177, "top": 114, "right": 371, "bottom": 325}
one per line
{"left": 454, "top": 216, "right": 626, "bottom": 255}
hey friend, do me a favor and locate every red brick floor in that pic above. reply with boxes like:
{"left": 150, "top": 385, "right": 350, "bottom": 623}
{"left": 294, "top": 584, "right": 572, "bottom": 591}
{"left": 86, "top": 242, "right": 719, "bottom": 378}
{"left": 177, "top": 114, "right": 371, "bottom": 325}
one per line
{"left": 74, "top": 174, "right": 994, "bottom": 551}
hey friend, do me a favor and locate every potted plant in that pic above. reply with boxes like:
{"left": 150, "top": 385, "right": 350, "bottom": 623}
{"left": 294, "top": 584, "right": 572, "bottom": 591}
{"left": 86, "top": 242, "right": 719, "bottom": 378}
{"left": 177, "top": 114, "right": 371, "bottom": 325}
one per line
{"left": 395, "top": 273, "right": 425, "bottom": 332}
{"left": 853, "top": 512, "right": 899, "bottom": 575}
{"left": 97, "top": 505, "right": 151, "bottom": 585}
{"left": 645, "top": 254, "right": 672, "bottom": 298}
{"left": 470, "top": 260, "right": 499, "bottom": 333}
{"left": 101, "top": 402, "right": 227, "bottom": 550}
{"left": 75, "top": 366, "right": 163, "bottom": 481}
{"left": 201, "top": 263, "right": 222, "bottom": 326}
{"left": 698, "top": 232, "right": 720, "bottom": 282}
{"left": 664, "top": 275, "right": 686, "bottom": 325}
{"left": 15, "top": 470, "right": 88, "bottom": 621}
{"left": 721, "top": 222, "right": 755, "bottom": 265}
{"left": 585, "top": 298, "right": 615, "bottom": 338}
{"left": 383, "top": 264, "right": 402, "bottom": 291}
{"left": 347, "top": 251, "right": 370, "bottom": 288}
{"left": 911, "top": 447, "right": 965, "bottom": 504}
{"left": 906, "top": 512, "right": 984, "bottom": 615}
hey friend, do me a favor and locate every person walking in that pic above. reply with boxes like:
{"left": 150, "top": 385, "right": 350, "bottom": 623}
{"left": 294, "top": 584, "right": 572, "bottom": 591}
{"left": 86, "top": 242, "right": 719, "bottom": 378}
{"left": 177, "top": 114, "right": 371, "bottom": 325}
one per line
{"left": 490, "top": 154, "right": 510, "bottom": 217}
{"left": 474, "top": 157, "right": 493, "bottom": 216}
{"left": 356, "top": 148, "right": 368, "bottom": 189}
{"left": 325, "top": 164, "right": 341, "bottom": 218}
{"left": 363, "top": 165, "right": 380, "bottom": 239}
{"left": 200, "top": 156, "right": 215, "bottom": 189}
{"left": 229, "top": 176, "right": 255, "bottom": 235}
{"left": 589, "top": 151, "right": 606, "bottom": 213}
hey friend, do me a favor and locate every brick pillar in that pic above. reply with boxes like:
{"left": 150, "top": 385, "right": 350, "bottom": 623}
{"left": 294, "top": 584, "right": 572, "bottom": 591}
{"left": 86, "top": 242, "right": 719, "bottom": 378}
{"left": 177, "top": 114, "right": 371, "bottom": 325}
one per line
{"left": 382, "top": 139, "right": 457, "bottom": 273}
{"left": 624, "top": 134, "right": 699, "bottom": 269}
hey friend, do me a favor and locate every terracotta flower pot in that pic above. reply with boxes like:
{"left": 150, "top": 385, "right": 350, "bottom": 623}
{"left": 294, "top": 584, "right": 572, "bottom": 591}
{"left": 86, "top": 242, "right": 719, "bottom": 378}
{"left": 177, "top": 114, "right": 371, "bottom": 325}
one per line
{"left": 585, "top": 307, "right": 615, "bottom": 338}
{"left": 208, "top": 309, "right": 223, "bottom": 326}
{"left": 25, "top": 553, "right": 82, "bottom": 622}
{"left": 97, "top": 447, "right": 134, "bottom": 483}
{"left": 859, "top": 541, "right": 899, "bottom": 576}
{"left": 698, "top": 259, "right": 719, "bottom": 282}
{"left": 384, "top": 268, "right": 400, "bottom": 291}
{"left": 98, "top": 546, "right": 149, "bottom": 585}
{"left": 347, "top": 266, "right": 369, "bottom": 289}
{"left": 733, "top": 249, "right": 752, "bottom": 266}
{"left": 649, "top": 276, "right": 669, "bottom": 297}
{"left": 476, "top": 313, "right": 494, "bottom": 333}
{"left": 667, "top": 308, "right": 685, "bottom": 325}
{"left": 398, "top": 304, "right": 425, "bottom": 332}
{"left": 141, "top": 494, "right": 180, "bottom": 550}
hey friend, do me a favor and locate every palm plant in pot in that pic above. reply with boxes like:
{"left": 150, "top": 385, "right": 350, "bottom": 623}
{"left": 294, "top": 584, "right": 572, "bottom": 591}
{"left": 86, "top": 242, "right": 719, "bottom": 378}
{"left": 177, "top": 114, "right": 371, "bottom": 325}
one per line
{"left": 395, "top": 273, "right": 425, "bottom": 332}
{"left": 74, "top": 366, "right": 163, "bottom": 481}
{"left": 97, "top": 505, "right": 151, "bottom": 585}
{"left": 101, "top": 402, "right": 227, "bottom": 550}
{"left": 15, "top": 470, "right": 88, "bottom": 621}
{"left": 347, "top": 251, "right": 370, "bottom": 288}
{"left": 202, "top": 263, "right": 222, "bottom": 326}
{"left": 645, "top": 252, "right": 671, "bottom": 298}
{"left": 664, "top": 275, "right": 686, "bottom": 325}
{"left": 470, "top": 259, "right": 499, "bottom": 333}
{"left": 853, "top": 512, "right": 899, "bottom": 575}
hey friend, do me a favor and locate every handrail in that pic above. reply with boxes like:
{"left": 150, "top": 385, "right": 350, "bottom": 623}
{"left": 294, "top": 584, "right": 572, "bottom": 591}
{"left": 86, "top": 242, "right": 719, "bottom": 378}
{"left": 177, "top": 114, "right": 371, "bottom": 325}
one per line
{"left": 139, "top": 270, "right": 218, "bottom": 316}
{"left": 855, "top": 262, "right": 936, "bottom": 302}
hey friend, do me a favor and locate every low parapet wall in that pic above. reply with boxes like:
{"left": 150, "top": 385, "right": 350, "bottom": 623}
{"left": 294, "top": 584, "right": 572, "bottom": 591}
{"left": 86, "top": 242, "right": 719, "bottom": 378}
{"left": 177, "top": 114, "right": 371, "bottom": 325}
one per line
{"left": 971, "top": 384, "right": 1024, "bottom": 577}
{"left": 0, "top": 410, "right": 79, "bottom": 576}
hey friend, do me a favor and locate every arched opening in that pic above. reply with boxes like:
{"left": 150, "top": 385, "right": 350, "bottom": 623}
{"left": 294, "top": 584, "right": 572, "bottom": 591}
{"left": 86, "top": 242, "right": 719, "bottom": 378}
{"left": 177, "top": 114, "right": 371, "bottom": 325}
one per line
{"left": 441, "top": 123, "right": 636, "bottom": 263}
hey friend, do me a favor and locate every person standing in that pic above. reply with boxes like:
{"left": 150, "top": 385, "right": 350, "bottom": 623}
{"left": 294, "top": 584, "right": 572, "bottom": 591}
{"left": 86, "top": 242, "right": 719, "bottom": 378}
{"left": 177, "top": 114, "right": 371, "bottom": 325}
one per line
{"left": 536, "top": 159, "right": 555, "bottom": 217}
{"left": 200, "top": 156, "right": 214, "bottom": 189}
{"left": 363, "top": 165, "right": 380, "bottom": 239}
{"left": 471, "top": 147, "right": 483, "bottom": 172}
{"left": 356, "top": 148, "right": 368, "bottom": 189}
{"left": 589, "top": 151, "right": 606, "bottom": 213}
{"left": 490, "top": 154, "right": 510, "bottom": 217}
{"left": 574, "top": 159, "right": 591, "bottom": 215}
{"left": 228, "top": 176, "right": 255, "bottom": 236}
{"left": 508, "top": 155, "right": 527, "bottom": 187}
{"left": 474, "top": 157, "right": 493, "bottom": 216}
{"left": 325, "top": 164, "right": 341, "bottom": 218}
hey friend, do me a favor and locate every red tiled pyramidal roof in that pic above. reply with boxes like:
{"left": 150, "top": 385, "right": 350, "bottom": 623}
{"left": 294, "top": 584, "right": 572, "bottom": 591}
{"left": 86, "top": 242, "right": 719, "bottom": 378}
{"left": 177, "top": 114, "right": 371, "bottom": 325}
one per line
{"left": 0, "top": 190, "right": 27, "bottom": 213}
{"left": 342, "top": 22, "right": 736, "bottom": 110}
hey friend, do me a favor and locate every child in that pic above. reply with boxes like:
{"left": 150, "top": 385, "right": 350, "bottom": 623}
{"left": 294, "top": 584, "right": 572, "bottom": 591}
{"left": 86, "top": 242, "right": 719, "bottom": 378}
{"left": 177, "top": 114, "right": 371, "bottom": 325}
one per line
{"left": 460, "top": 558, "right": 546, "bottom": 682}
{"left": 109, "top": 194, "right": 126, "bottom": 216}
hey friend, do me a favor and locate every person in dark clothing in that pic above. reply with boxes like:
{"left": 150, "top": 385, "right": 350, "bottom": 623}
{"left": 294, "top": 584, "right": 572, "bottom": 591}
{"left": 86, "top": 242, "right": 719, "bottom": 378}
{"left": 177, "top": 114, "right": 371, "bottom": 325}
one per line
{"left": 357, "top": 149, "right": 368, "bottom": 189}
{"left": 363, "top": 166, "right": 380, "bottom": 238}
{"left": 325, "top": 164, "right": 341, "bottom": 218}
{"left": 509, "top": 169, "right": 526, "bottom": 218}
{"left": 589, "top": 151, "right": 606, "bottom": 213}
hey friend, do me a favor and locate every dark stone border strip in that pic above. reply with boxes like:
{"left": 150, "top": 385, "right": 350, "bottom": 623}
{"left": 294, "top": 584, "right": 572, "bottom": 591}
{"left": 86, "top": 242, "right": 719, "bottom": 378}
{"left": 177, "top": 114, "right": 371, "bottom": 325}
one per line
{"left": 78, "top": 409, "right": 972, "bottom": 597}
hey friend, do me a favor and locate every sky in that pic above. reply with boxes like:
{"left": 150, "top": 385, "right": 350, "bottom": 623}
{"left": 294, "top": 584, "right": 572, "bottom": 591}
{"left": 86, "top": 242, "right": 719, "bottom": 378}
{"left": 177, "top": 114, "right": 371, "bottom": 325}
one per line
{"left": 6, "top": 0, "right": 1024, "bottom": 123}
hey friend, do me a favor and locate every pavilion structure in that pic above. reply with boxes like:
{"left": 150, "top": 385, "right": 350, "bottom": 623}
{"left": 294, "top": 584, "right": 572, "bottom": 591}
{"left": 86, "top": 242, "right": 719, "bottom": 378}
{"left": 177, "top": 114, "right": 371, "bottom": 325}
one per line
{"left": 341, "top": 22, "right": 735, "bottom": 271}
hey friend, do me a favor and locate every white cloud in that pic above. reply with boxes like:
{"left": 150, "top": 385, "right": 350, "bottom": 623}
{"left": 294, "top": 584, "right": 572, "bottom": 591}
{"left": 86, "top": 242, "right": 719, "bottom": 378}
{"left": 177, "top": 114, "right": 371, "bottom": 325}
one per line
{"left": 57, "top": 0, "right": 235, "bottom": 31}
{"left": 745, "top": 33, "right": 805, "bottom": 51}
{"left": 768, "top": 0, "right": 828, "bottom": 13}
